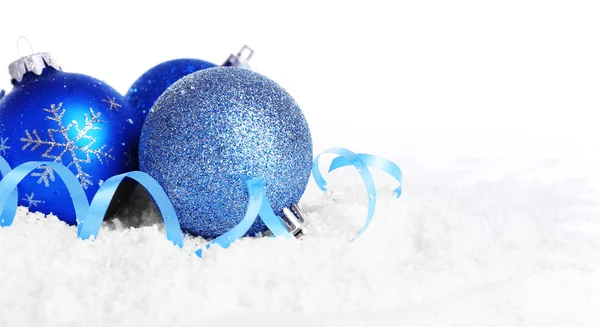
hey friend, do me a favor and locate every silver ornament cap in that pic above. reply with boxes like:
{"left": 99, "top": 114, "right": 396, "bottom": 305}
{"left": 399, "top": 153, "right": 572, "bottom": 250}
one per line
{"left": 222, "top": 45, "right": 255, "bottom": 69}
{"left": 8, "top": 52, "right": 61, "bottom": 83}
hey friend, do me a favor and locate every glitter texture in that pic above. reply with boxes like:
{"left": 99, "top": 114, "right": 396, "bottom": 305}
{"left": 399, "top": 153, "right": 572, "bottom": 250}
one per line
{"left": 139, "top": 67, "right": 313, "bottom": 238}
{"left": 125, "top": 59, "right": 217, "bottom": 120}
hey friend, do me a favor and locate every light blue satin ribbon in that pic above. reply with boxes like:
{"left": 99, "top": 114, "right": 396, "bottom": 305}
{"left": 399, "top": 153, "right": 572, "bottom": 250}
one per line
{"left": 329, "top": 153, "right": 403, "bottom": 197}
{"left": 196, "top": 177, "right": 291, "bottom": 257}
{"left": 312, "top": 147, "right": 377, "bottom": 240}
{"left": 312, "top": 147, "right": 402, "bottom": 240}
{"left": 0, "top": 148, "right": 403, "bottom": 254}
{"left": 0, "top": 157, "right": 292, "bottom": 257}
{"left": 0, "top": 160, "right": 183, "bottom": 248}
{"left": 0, "top": 161, "right": 88, "bottom": 228}
{"left": 0, "top": 157, "right": 18, "bottom": 226}
{"left": 77, "top": 171, "right": 184, "bottom": 248}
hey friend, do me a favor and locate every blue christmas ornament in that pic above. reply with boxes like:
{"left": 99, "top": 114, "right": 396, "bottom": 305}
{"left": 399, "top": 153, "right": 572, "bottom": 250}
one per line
{"left": 0, "top": 53, "right": 143, "bottom": 225}
{"left": 139, "top": 67, "right": 313, "bottom": 238}
{"left": 125, "top": 59, "right": 216, "bottom": 120}
{"left": 125, "top": 46, "right": 255, "bottom": 121}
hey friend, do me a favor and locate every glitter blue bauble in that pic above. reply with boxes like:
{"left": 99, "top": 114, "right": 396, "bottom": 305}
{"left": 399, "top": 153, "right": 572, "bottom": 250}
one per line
{"left": 139, "top": 67, "right": 313, "bottom": 238}
{"left": 0, "top": 53, "right": 143, "bottom": 225}
{"left": 125, "top": 59, "right": 217, "bottom": 120}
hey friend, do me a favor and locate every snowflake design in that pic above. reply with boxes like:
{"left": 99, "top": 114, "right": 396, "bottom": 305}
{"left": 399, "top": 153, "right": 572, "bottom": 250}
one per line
{"left": 20, "top": 103, "right": 114, "bottom": 189}
{"left": 0, "top": 137, "right": 10, "bottom": 155}
{"left": 32, "top": 164, "right": 56, "bottom": 187}
{"left": 102, "top": 96, "right": 121, "bottom": 112}
{"left": 22, "top": 192, "right": 44, "bottom": 208}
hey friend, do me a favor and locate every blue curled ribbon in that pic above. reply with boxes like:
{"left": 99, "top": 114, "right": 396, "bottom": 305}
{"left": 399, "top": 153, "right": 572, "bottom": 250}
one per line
{"left": 0, "top": 157, "right": 292, "bottom": 257}
{"left": 312, "top": 147, "right": 402, "bottom": 240}
{"left": 77, "top": 171, "right": 184, "bottom": 248}
{"left": 329, "top": 153, "right": 403, "bottom": 197}
{"left": 196, "top": 177, "right": 291, "bottom": 257}
{"left": 0, "top": 157, "right": 18, "bottom": 226}
{"left": 0, "top": 161, "right": 88, "bottom": 228}
{"left": 312, "top": 147, "right": 377, "bottom": 241}
{"left": 0, "top": 148, "right": 403, "bottom": 255}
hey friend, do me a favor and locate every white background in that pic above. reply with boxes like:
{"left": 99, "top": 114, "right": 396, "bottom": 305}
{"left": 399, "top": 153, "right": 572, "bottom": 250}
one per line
{"left": 1, "top": 0, "right": 599, "bottom": 162}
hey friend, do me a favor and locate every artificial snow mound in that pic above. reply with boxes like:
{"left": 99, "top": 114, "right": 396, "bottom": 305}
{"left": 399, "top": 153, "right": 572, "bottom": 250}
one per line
{"left": 1, "top": 154, "right": 600, "bottom": 326}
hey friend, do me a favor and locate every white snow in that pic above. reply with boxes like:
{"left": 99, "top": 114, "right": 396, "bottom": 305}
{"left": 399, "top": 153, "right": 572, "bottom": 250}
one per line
{"left": 1, "top": 129, "right": 600, "bottom": 326}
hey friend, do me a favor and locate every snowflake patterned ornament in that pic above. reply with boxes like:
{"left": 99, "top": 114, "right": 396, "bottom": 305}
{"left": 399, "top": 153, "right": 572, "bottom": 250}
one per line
{"left": 20, "top": 103, "right": 114, "bottom": 189}
{"left": 0, "top": 52, "right": 143, "bottom": 225}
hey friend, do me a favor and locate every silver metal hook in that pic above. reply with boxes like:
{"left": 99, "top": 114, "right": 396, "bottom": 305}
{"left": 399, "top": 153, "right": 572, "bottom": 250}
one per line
{"left": 260, "top": 203, "right": 306, "bottom": 238}
{"left": 221, "top": 45, "right": 255, "bottom": 69}
{"left": 16, "top": 36, "right": 34, "bottom": 58}
{"left": 237, "top": 45, "right": 254, "bottom": 61}
{"left": 282, "top": 203, "right": 306, "bottom": 237}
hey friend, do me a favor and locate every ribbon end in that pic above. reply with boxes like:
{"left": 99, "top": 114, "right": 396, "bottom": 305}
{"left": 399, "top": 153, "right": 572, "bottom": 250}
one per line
{"left": 320, "top": 182, "right": 328, "bottom": 192}
{"left": 78, "top": 231, "right": 96, "bottom": 242}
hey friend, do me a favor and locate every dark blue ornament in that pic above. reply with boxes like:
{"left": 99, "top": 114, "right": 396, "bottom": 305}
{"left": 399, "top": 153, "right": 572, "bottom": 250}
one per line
{"left": 125, "top": 46, "right": 255, "bottom": 121}
{"left": 125, "top": 59, "right": 217, "bottom": 120}
{"left": 0, "top": 53, "right": 143, "bottom": 225}
{"left": 139, "top": 67, "right": 313, "bottom": 238}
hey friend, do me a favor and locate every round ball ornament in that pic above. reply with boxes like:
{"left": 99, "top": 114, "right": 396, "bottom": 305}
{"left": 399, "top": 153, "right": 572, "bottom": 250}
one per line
{"left": 125, "top": 46, "right": 254, "bottom": 121}
{"left": 139, "top": 67, "right": 313, "bottom": 238}
{"left": 125, "top": 59, "right": 216, "bottom": 120}
{"left": 0, "top": 53, "right": 143, "bottom": 224}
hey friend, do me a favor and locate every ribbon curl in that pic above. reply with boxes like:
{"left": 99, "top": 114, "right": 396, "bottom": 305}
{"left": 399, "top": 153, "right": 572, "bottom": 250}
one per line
{"left": 197, "top": 177, "right": 292, "bottom": 257}
{"left": 0, "top": 161, "right": 88, "bottom": 228}
{"left": 329, "top": 153, "right": 403, "bottom": 197}
{"left": 77, "top": 171, "right": 184, "bottom": 248}
{"left": 0, "top": 157, "right": 18, "bottom": 226}
{"left": 0, "top": 157, "right": 293, "bottom": 257}
{"left": 0, "top": 148, "right": 403, "bottom": 254}
{"left": 312, "top": 147, "right": 402, "bottom": 240}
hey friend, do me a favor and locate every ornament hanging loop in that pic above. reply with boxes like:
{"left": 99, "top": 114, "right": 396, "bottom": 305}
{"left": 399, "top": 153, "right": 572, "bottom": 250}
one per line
{"left": 238, "top": 45, "right": 254, "bottom": 61}
{"left": 16, "top": 36, "right": 34, "bottom": 58}
{"left": 222, "top": 45, "right": 255, "bottom": 69}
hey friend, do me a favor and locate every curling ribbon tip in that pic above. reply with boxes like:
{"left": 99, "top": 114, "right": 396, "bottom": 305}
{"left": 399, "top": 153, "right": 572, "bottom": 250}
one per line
{"left": 393, "top": 187, "right": 402, "bottom": 198}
